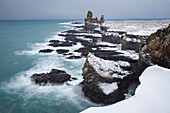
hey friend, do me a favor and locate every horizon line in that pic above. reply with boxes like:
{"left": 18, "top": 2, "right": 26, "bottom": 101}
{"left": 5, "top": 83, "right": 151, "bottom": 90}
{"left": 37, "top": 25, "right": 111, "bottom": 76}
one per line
{"left": 0, "top": 17, "right": 170, "bottom": 21}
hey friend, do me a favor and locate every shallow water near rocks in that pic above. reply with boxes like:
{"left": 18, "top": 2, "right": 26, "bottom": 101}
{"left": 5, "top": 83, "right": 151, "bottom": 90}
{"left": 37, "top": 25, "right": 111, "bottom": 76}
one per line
{"left": 0, "top": 20, "right": 98, "bottom": 113}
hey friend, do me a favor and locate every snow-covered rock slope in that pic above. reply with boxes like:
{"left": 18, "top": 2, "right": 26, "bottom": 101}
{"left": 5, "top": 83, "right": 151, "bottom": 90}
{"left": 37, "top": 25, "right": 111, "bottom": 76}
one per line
{"left": 82, "top": 65, "right": 170, "bottom": 113}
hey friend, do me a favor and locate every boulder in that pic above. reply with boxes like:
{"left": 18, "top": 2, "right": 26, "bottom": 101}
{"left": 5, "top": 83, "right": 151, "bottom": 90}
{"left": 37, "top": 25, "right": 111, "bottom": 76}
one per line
{"left": 31, "top": 69, "right": 71, "bottom": 85}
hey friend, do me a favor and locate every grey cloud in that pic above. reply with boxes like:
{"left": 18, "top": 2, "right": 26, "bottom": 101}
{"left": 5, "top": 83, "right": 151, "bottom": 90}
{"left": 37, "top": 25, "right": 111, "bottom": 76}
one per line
{"left": 0, "top": 0, "right": 169, "bottom": 20}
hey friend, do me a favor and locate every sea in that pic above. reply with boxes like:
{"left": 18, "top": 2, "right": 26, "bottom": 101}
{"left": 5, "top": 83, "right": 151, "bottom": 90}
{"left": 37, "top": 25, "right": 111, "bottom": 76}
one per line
{"left": 0, "top": 20, "right": 100, "bottom": 113}
{"left": 0, "top": 19, "right": 169, "bottom": 113}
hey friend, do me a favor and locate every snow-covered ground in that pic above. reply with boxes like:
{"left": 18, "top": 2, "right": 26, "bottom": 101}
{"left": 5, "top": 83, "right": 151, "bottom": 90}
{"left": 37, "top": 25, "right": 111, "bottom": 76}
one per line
{"left": 103, "top": 20, "right": 170, "bottom": 36}
{"left": 81, "top": 65, "right": 170, "bottom": 113}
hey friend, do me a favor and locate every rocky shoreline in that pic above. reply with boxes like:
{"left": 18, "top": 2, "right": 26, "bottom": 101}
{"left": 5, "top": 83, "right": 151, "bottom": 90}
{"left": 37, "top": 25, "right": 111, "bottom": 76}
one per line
{"left": 31, "top": 11, "right": 170, "bottom": 105}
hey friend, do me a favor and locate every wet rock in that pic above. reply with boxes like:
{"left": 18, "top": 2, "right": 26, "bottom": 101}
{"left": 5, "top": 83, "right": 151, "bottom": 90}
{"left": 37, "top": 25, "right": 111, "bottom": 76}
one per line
{"left": 66, "top": 55, "right": 82, "bottom": 59}
{"left": 71, "top": 77, "right": 78, "bottom": 80}
{"left": 39, "top": 49, "right": 54, "bottom": 53}
{"left": 56, "top": 49, "right": 69, "bottom": 54}
{"left": 31, "top": 69, "right": 71, "bottom": 85}
{"left": 72, "top": 22, "right": 83, "bottom": 24}
{"left": 49, "top": 40, "right": 60, "bottom": 43}
{"left": 63, "top": 53, "right": 73, "bottom": 56}
{"left": 49, "top": 40, "right": 74, "bottom": 47}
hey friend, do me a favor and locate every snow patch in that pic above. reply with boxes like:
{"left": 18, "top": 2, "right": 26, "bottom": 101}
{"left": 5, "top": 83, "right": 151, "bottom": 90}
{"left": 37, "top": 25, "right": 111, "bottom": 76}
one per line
{"left": 123, "top": 37, "right": 140, "bottom": 43}
{"left": 76, "top": 36, "right": 92, "bottom": 42}
{"left": 97, "top": 41, "right": 117, "bottom": 47}
{"left": 98, "top": 82, "right": 118, "bottom": 95}
{"left": 117, "top": 61, "right": 130, "bottom": 67}
{"left": 116, "top": 50, "right": 139, "bottom": 60}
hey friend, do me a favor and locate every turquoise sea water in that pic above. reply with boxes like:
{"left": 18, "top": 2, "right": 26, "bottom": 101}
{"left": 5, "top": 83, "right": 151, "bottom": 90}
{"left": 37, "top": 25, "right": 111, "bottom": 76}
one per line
{"left": 0, "top": 20, "right": 98, "bottom": 113}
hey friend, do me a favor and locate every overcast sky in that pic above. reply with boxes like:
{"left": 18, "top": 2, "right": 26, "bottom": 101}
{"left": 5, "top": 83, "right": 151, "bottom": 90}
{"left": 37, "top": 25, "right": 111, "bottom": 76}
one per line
{"left": 0, "top": 0, "right": 170, "bottom": 20}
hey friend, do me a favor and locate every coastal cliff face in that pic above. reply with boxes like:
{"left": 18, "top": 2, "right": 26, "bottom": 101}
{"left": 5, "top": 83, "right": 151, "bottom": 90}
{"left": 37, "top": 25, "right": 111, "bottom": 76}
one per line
{"left": 140, "top": 24, "right": 170, "bottom": 68}
{"left": 81, "top": 18, "right": 170, "bottom": 104}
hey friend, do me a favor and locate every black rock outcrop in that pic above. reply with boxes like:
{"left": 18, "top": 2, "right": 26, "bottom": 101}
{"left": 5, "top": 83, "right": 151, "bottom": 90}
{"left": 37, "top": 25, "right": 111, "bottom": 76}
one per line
{"left": 39, "top": 49, "right": 54, "bottom": 53}
{"left": 56, "top": 49, "right": 69, "bottom": 54}
{"left": 31, "top": 69, "right": 71, "bottom": 85}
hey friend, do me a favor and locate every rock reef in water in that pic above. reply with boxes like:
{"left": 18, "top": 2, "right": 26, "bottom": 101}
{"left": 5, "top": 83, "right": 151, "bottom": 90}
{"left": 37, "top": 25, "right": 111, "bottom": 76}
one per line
{"left": 31, "top": 69, "right": 71, "bottom": 85}
{"left": 39, "top": 49, "right": 54, "bottom": 53}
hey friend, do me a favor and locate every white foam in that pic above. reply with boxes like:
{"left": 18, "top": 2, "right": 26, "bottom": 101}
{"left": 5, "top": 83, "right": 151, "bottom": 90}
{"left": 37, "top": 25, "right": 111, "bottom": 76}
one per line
{"left": 0, "top": 54, "right": 94, "bottom": 109}
{"left": 59, "top": 22, "right": 72, "bottom": 25}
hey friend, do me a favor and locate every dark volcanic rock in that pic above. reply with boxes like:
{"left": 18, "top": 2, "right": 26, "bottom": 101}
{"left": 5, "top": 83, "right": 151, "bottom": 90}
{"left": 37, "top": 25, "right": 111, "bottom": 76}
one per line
{"left": 49, "top": 40, "right": 75, "bottom": 47}
{"left": 72, "top": 22, "right": 83, "bottom": 24}
{"left": 71, "top": 77, "right": 78, "bottom": 80}
{"left": 39, "top": 49, "right": 54, "bottom": 53}
{"left": 31, "top": 69, "right": 71, "bottom": 85}
{"left": 74, "top": 47, "right": 92, "bottom": 57}
{"left": 56, "top": 49, "right": 69, "bottom": 54}
{"left": 66, "top": 55, "right": 82, "bottom": 59}
{"left": 102, "top": 35, "right": 122, "bottom": 44}
{"left": 63, "top": 53, "right": 73, "bottom": 56}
